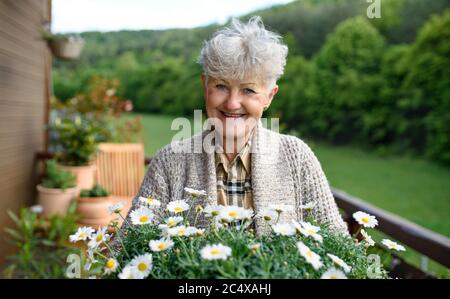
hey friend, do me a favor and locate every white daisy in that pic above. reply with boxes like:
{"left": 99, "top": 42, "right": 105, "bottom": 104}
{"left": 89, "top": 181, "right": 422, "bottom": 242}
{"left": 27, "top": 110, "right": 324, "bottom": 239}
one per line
{"left": 88, "top": 227, "right": 111, "bottom": 248}
{"left": 248, "top": 243, "right": 261, "bottom": 252}
{"left": 293, "top": 221, "right": 323, "bottom": 243}
{"left": 296, "top": 241, "right": 323, "bottom": 270}
{"left": 218, "top": 206, "right": 248, "bottom": 223}
{"left": 130, "top": 206, "right": 155, "bottom": 225}
{"left": 149, "top": 238, "right": 174, "bottom": 252}
{"left": 298, "top": 201, "right": 317, "bottom": 211}
{"left": 139, "top": 196, "right": 161, "bottom": 208}
{"left": 327, "top": 253, "right": 352, "bottom": 273}
{"left": 382, "top": 239, "right": 406, "bottom": 251}
{"left": 130, "top": 253, "right": 153, "bottom": 279}
{"left": 269, "top": 203, "right": 291, "bottom": 214}
{"left": 360, "top": 229, "right": 375, "bottom": 247}
{"left": 69, "top": 226, "right": 95, "bottom": 242}
{"left": 184, "top": 187, "right": 207, "bottom": 197}
{"left": 166, "top": 200, "right": 189, "bottom": 214}
{"left": 118, "top": 265, "right": 138, "bottom": 279}
{"left": 204, "top": 204, "right": 223, "bottom": 217}
{"left": 103, "top": 258, "right": 118, "bottom": 275}
{"left": 167, "top": 225, "right": 198, "bottom": 237}
{"left": 196, "top": 228, "right": 205, "bottom": 236}
{"left": 258, "top": 208, "right": 278, "bottom": 222}
{"left": 352, "top": 211, "right": 378, "bottom": 228}
{"left": 107, "top": 201, "right": 125, "bottom": 214}
{"left": 164, "top": 216, "right": 184, "bottom": 227}
{"left": 321, "top": 267, "right": 347, "bottom": 279}
{"left": 272, "top": 223, "right": 296, "bottom": 236}
{"left": 200, "top": 243, "right": 232, "bottom": 260}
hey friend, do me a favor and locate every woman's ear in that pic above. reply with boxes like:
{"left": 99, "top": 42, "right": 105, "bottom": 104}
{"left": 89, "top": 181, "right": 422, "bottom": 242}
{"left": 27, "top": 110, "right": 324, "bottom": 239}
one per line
{"left": 265, "top": 84, "right": 279, "bottom": 107}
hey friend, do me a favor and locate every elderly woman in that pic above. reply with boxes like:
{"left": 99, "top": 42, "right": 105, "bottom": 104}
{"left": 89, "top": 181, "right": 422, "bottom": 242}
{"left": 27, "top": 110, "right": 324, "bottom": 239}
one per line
{"left": 124, "top": 16, "right": 348, "bottom": 235}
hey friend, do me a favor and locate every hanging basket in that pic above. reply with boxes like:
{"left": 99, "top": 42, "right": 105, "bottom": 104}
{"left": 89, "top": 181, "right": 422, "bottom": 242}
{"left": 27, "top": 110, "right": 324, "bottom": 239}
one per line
{"left": 48, "top": 36, "right": 85, "bottom": 60}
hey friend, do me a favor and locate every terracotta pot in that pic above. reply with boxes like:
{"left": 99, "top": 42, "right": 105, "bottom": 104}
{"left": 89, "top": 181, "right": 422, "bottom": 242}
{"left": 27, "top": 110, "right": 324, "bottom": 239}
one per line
{"left": 59, "top": 164, "right": 97, "bottom": 193}
{"left": 76, "top": 196, "right": 113, "bottom": 228}
{"left": 49, "top": 38, "right": 85, "bottom": 60}
{"left": 37, "top": 184, "right": 79, "bottom": 216}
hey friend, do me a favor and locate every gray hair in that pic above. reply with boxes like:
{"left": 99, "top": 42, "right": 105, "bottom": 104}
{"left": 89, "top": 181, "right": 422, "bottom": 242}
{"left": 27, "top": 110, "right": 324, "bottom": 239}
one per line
{"left": 197, "top": 16, "right": 288, "bottom": 88}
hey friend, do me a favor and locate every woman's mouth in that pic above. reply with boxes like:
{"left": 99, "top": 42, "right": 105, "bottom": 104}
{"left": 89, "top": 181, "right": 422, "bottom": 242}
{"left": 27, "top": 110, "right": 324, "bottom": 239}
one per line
{"left": 220, "top": 111, "right": 246, "bottom": 119}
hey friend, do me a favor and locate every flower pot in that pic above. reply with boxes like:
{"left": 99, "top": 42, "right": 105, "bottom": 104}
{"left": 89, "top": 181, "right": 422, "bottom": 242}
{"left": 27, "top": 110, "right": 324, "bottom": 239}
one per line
{"left": 48, "top": 37, "right": 85, "bottom": 60}
{"left": 76, "top": 196, "right": 113, "bottom": 228}
{"left": 59, "top": 164, "right": 97, "bottom": 193}
{"left": 37, "top": 184, "right": 79, "bottom": 216}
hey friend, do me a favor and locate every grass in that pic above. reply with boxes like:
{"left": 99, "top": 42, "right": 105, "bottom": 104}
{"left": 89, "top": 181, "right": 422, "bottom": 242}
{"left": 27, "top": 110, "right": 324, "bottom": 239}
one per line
{"left": 124, "top": 112, "right": 450, "bottom": 276}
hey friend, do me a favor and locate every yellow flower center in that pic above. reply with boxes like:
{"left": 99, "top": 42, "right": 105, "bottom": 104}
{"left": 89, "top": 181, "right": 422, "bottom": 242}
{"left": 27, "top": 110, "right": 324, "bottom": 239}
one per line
{"left": 158, "top": 243, "right": 167, "bottom": 250}
{"left": 307, "top": 229, "right": 315, "bottom": 235}
{"left": 361, "top": 218, "right": 369, "bottom": 224}
{"left": 174, "top": 207, "right": 184, "bottom": 212}
{"left": 137, "top": 262, "right": 147, "bottom": 272}
{"left": 306, "top": 251, "right": 314, "bottom": 258}
{"left": 147, "top": 198, "right": 154, "bottom": 203}
{"left": 96, "top": 234, "right": 103, "bottom": 242}
{"left": 167, "top": 220, "right": 176, "bottom": 226}
{"left": 177, "top": 229, "right": 186, "bottom": 235}
{"left": 211, "top": 249, "right": 221, "bottom": 255}
{"left": 139, "top": 216, "right": 149, "bottom": 223}
{"left": 79, "top": 233, "right": 86, "bottom": 239}
{"left": 330, "top": 275, "right": 338, "bottom": 279}
{"left": 106, "top": 259, "right": 115, "bottom": 269}
{"left": 228, "top": 211, "right": 238, "bottom": 217}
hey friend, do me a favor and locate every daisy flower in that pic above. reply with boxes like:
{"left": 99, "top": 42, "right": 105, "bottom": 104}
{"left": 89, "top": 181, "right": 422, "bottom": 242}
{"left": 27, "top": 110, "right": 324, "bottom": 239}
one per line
{"left": 248, "top": 243, "right": 261, "bottom": 252}
{"left": 69, "top": 226, "right": 94, "bottom": 242}
{"left": 298, "top": 201, "right": 316, "bottom": 211}
{"left": 327, "top": 253, "right": 352, "bottom": 273}
{"left": 166, "top": 200, "right": 189, "bottom": 214}
{"left": 269, "top": 204, "right": 291, "bottom": 214}
{"left": 360, "top": 229, "right": 375, "bottom": 247}
{"left": 129, "top": 253, "right": 153, "bottom": 279}
{"left": 196, "top": 228, "right": 205, "bottom": 236}
{"left": 107, "top": 201, "right": 125, "bottom": 214}
{"left": 293, "top": 221, "right": 323, "bottom": 243}
{"left": 104, "top": 258, "right": 118, "bottom": 275}
{"left": 352, "top": 211, "right": 378, "bottom": 228}
{"left": 88, "top": 227, "right": 111, "bottom": 248}
{"left": 321, "top": 267, "right": 347, "bottom": 279}
{"left": 167, "top": 225, "right": 197, "bottom": 237}
{"left": 149, "top": 238, "right": 174, "bottom": 252}
{"left": 296, "top": 241, "right": 323, "bottom": 270}
{"left": 218, "top": 206, "right": 250, "bottom": 222}
{"left": 200, "top": 244, "right": 232, "bottom": 261}
{"left": 382, "top": 239, "right": 406, "bottom": 251}
{"left": 139, "top": 196, "right": 161, "bottom": 208}
{"left": 272, "top": 223, "right": 296, "bottom": 236}
{"left": 163, "top": 216, "right": 184, "bottom": 227}
{"left": 130, "top": 206, "right": 155, "bottom": 225}
{"left": 184, "top": 187, "right": 207, "bottom": 197}
{"left": 118, "top": 265, "right": 137, "bottom": 279}
{"left": 258, "top": 208, "right": 278, "bottom": 222}
{"left": 204, "top": 204, "right": 223, "bottom": 217}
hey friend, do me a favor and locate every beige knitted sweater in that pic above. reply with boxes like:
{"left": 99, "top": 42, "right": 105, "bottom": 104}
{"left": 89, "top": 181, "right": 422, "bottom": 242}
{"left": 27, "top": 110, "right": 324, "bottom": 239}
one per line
{"left": 123, "top": 122, "right": 348, "bottom": 236}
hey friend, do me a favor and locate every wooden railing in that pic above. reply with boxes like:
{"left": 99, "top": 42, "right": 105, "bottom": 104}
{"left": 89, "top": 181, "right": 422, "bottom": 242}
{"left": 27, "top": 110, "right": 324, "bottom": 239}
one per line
{"left": 35, "top": 151, "right": 450, "bottom": 278}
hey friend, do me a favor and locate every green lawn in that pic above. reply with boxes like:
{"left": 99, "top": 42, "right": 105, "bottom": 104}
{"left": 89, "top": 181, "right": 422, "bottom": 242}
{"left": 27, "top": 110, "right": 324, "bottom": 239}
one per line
{"left": 125, "top": 112, "right": 450, "bottom": 275}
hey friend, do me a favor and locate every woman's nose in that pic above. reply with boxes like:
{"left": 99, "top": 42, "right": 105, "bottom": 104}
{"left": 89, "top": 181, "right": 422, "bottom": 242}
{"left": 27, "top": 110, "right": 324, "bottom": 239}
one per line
{"left": 224, "top": 90, "right": 241, "bottom": 111}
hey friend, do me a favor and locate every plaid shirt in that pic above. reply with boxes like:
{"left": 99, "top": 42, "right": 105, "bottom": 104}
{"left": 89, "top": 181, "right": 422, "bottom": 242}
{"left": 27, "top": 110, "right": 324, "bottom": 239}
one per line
{"left": 215, "top": 140, "right": 253, "bottom": 210}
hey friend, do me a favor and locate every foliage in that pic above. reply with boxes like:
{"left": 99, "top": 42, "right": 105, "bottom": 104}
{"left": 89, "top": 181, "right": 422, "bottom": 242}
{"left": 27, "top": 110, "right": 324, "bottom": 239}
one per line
{"left": 3, "top": 202, "right": 80, "bottom": 278}
{"left": 41, "top": 159, "right": 77, "bottom": 190}
{"left": 80, "top": 184, "right": 110, "bottom": 198}
{"left": 50, "top": 116, "right": 100, "bottom": 166}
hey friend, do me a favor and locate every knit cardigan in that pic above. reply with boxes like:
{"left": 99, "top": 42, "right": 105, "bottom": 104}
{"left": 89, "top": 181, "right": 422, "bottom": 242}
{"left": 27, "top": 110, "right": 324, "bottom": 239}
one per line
{"left": 122, "top": 121, "right": 349, "bottom": 236}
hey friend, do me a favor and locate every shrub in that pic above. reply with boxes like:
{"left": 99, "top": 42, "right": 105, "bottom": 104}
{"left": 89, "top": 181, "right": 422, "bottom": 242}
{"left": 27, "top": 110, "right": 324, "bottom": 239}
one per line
{"left": 41, "top": 159, "right": 77, "bottom": 190}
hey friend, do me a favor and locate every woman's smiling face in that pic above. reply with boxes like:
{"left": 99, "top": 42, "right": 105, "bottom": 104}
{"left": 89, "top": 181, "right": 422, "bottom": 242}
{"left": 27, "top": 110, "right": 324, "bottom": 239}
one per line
{"left": 201, "top": 74, "right": 278, "bottom": 145}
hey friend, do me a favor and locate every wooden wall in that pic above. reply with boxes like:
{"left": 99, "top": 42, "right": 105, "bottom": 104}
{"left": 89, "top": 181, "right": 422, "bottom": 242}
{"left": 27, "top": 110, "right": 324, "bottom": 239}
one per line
{"left": 0, "top": 0, "right": 51, "bottom": 264}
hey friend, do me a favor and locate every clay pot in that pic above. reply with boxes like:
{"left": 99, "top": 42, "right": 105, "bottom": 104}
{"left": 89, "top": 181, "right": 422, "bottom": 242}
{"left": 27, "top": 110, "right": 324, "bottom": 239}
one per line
{"left": 37, "top": 184, "right": 79, "bottom": 216}
{"left": 59, "top": 164, "right": 97, "bottom": 193}
{"left": 76, "top": 196, "right": 113, "bottom": 228}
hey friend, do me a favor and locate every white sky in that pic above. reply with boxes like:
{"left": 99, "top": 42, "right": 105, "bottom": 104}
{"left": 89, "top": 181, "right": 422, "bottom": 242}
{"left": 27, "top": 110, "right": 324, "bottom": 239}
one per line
{"left": 52, "top": 0, "right": 295, "bottom": 33}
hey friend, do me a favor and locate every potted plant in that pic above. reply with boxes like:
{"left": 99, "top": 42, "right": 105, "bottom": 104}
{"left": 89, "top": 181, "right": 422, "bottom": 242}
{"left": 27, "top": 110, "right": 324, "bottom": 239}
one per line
{"left": 76, "top": 184, "right": 113, "bottom": 227}
{"left": 42, "top": 32, "right": 85, "bottom": 60}
{"left": 36, "top": 159, "right": 79, "bottom": 216}
{"left": 51, "top": 116, "right": 100, "bottom": 191}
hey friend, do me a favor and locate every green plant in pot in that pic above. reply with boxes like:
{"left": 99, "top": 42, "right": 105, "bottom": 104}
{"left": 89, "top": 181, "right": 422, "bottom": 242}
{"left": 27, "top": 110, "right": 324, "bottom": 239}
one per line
{"left": 51, "top": 116, "right": 100, "bottom": 191}
{"left": 76, "top": 184, "right": 113, "bottom": 228}
{"left": 37, "top": 159, "right": 78, "bottom": 216}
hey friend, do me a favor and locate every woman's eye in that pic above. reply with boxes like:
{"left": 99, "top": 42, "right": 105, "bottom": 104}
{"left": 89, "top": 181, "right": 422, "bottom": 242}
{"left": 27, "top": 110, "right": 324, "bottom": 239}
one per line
{"left": 216, "top": 84, "right": 227, "bottom": 90}
{"left": 243, "top": 88, "right": 256, "bottom": 94}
